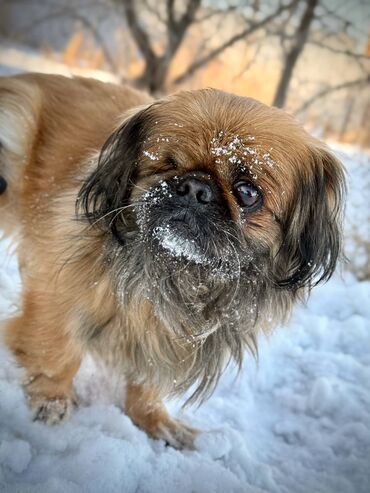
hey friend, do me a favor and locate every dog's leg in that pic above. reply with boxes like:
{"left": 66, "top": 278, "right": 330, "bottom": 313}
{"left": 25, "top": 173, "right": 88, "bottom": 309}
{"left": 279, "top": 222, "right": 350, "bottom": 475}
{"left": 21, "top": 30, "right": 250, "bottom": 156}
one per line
{"left": 125, "top": 383, "right": 198, "bottom": 449}
{"left": 6, "top": 298, "right": 82, "bottom": 425}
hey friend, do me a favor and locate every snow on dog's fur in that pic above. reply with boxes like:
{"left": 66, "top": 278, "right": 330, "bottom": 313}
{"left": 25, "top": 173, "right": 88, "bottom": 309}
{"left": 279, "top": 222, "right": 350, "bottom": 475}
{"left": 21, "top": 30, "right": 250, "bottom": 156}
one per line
{"left": 0, "top": 73, "right": 345, "bottom": 448}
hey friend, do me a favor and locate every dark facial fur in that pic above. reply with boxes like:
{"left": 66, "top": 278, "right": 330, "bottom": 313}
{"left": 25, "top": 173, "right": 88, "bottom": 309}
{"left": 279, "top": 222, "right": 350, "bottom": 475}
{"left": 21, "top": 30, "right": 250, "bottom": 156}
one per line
{"left": 77, "top": 89, "right": 345, "bottom": 402}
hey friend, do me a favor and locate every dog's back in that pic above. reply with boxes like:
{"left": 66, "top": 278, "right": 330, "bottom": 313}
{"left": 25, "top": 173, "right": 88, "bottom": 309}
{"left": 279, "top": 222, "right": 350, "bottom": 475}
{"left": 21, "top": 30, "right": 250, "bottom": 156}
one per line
{"left": 0, "top": 74, "right": 150, "bottom": 237}
{"left": 0, "top": 76, "right": 41, "bottom": 236}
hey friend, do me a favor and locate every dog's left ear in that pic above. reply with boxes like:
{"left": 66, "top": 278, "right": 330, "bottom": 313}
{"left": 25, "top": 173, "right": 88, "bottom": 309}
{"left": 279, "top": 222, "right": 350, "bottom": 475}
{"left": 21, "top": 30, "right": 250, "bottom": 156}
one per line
{"left": 275, "top": 144, "right": 346, "bottom": 290}
{"left": 77, "top": 103, "right": 156, "bottom": 243}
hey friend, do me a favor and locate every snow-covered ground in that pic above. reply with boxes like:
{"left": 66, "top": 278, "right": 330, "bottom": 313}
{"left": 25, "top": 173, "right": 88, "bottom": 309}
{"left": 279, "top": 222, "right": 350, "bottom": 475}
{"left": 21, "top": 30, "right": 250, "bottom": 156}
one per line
{"left": 0, "top": 146, "right": 369, "bottom": 493}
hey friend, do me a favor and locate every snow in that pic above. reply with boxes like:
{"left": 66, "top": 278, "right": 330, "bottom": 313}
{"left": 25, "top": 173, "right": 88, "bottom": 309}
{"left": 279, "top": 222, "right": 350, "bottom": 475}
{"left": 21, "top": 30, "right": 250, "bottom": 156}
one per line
{"left": 339, "top": 144, "right": 370, "bottom": 280}
{"left": 1, "top": 145, "right": 370, "bottom": 492}
{"left": 0, "top": 43, "right": 119, "bottom": 83}
{"left": 153, "top": 223, "right": 207, "bottom": 265}
{"left": 143, "top": 150, "right": 160, "bottom": 161}
{"left": 210, "top": 131, "right": 276, "bottom": 173}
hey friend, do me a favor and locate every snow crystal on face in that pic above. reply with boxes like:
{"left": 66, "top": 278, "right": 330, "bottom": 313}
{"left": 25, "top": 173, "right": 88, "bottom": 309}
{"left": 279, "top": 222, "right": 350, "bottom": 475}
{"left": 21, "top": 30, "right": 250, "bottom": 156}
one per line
{"left": 143, "top": 150, "right": 160, "bottom": 161}
{"left": 153, "top": 224, "right": 208, "bottom": 265}
{"left": 135, "top": 181, "right": 172, "bottom": 228}
{"left": 143, "top": 180, "right": 171, "bottom": 205}
{"left": 209, "top": 131, "right": 277, "bottom": 176}
{"left": 142, "top": 129, "right": 180, "bottom": 163}
{"left": 155, "top": 136, "right": 171, "bottom": 143}
{"left": 136, "top": 180, "right": 210, "bottom": 266}
{"left": 135, "top": 181, "right": 244, "bottom": 280}
{"left": 210, "top": 134, "right": 242, "bottom": 157}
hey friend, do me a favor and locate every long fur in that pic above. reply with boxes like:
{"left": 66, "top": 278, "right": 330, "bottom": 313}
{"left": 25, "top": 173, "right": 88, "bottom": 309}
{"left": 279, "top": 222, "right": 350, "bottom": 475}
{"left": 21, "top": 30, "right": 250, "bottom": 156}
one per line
{"left": 0, "top": 74, "right": 345, "bottom": 444}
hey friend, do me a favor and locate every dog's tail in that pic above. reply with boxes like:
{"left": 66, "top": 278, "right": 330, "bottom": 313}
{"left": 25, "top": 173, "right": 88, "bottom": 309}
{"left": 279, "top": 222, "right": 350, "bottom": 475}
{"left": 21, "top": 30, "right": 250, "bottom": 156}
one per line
{"left": 0, "top": 76, "right": 41, "bottom": 237}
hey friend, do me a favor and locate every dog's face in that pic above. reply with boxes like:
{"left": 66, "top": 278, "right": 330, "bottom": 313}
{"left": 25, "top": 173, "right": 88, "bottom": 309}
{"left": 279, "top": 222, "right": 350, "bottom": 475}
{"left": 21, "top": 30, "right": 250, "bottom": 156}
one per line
{"left": 78, "top": 89, "right": 345, "bottom": 400}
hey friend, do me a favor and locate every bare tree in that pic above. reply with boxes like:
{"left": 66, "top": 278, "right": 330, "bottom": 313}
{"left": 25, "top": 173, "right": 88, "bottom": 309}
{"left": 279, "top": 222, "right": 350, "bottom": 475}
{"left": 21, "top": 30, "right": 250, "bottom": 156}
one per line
{"left": 269, "top": 0, "right": 370, "bottom": 108}
{"left": 117, "top": 0, "right": 296, "bottom": 93}
{"left": 0, "top": 0, "right": 296, "bottom": 93}
{"left": 172, "top": 1, "right": 294, "bottom": 86}
{"left": 2, "top": 0, "right": 368, "bottom": 125}
{"left": 272, "top": 0, "right": 318, "bottom": 107}
{"left": 117, "top": 0, "right": 201, "bottom": 93}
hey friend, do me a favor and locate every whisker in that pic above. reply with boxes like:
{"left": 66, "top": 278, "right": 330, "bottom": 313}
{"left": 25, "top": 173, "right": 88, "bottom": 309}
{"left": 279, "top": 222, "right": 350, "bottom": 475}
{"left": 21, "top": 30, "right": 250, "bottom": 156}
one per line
{"left": 89, "top": 203, "right": 138, "bottom": 228}
{"left": 131, "top": 182, "right": 151, "bottom": 194}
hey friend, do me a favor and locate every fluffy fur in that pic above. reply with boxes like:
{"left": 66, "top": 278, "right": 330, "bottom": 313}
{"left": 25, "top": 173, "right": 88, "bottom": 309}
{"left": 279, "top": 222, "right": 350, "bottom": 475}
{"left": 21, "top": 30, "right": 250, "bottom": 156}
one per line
{"left": 0, "top": 74, "right": 345, "bottom": 448}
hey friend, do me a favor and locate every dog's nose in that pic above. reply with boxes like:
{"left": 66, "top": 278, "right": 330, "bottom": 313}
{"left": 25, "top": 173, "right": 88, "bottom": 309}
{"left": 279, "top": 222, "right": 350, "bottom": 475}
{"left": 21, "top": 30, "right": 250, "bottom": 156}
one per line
{"left": 176, "top": 177, "right": 213, "bottom": 205}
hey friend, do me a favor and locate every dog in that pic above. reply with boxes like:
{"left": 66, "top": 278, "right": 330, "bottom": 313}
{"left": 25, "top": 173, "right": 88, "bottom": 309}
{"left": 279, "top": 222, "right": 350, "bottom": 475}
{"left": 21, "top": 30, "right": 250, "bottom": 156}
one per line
{"left": 0, "top": 73, "right": 345, "bottom": 449}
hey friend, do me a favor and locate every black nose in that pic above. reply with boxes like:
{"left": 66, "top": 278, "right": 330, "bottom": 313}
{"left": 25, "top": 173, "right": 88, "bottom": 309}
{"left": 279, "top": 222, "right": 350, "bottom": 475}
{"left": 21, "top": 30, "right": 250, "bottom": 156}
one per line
{"left": 176, "top": 177, "right": 214, "bottom": 205}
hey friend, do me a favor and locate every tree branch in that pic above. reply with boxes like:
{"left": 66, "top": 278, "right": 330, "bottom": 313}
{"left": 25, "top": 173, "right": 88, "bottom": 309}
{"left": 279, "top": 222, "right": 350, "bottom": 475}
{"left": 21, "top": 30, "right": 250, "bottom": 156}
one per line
{"left": 307, "top": 40, "right": 370, "bottom": 60}
{"left": 141, "top": 0, "right": 166, "bottom": 24}
{"left": 193, "top": 5, "right": 238, "bottom": 24}
{"left": 165, "top": 0, "right": 201, "bottom": 60}
{"left": 173, "top": 0, "right": 295, "bottom": 85}
{"left": 232, "top": 37, "right": 264, "bottom": 81}
{"left": 271, "top": 31, "right": 370, "bottom": 61}
{"left": 273, "top": 0, "right": 319, "bottom": 108}
{"left": 295, "top": 75, "right": 370, "bottom": 115}
{"left": 120, "top": 0, "right": 158, "bottom": 66}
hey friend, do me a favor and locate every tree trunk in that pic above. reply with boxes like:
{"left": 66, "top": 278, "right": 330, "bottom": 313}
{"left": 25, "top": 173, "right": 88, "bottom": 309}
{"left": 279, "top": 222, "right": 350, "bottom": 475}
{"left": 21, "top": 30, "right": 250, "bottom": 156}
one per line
{"left": 135, "top": 57, "right": 169, "bottom": 94}
{"left": 272, "top": 0, "right": 318, "bottom": 108}
{"left": 121, "top": 0, "right": 201, "bottom": 94}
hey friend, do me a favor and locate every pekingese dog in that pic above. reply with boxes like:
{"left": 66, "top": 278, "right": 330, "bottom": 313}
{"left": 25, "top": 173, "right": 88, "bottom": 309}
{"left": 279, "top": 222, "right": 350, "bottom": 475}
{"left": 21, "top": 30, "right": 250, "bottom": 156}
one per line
{"left": 0, "top": 74, "right": 345, "bottom": 448}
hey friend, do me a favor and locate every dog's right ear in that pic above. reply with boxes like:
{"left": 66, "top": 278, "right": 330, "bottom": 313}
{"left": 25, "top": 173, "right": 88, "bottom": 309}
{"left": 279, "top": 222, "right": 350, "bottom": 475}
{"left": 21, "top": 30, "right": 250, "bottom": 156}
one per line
{"left": 77, "top": 103, "right": 156, "bottom": 243}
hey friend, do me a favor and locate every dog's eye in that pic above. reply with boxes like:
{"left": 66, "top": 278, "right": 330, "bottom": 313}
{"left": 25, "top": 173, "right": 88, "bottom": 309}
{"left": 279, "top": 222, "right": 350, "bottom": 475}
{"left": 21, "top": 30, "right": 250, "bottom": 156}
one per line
{"left": 164, "top": 155, "right": 178, "bottom": 170}
{"left": 152, "top": 155, "right": 178, "bottom": 175}
{"left": 234, "top": 182, "right": 262, "bottom": 211}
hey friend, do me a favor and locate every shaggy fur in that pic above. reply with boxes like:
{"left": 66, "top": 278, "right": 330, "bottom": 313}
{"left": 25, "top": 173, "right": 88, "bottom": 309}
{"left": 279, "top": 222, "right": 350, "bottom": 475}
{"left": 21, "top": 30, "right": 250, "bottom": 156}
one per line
{"left": 0, "top": 74, "right": 345, "bottom": 448}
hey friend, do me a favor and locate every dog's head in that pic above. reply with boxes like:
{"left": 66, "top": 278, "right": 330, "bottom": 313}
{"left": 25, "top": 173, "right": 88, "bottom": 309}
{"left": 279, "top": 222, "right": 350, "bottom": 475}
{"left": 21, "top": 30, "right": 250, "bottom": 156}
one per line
{"left": 77, "top": 89, "right": 345, "bottom": 399}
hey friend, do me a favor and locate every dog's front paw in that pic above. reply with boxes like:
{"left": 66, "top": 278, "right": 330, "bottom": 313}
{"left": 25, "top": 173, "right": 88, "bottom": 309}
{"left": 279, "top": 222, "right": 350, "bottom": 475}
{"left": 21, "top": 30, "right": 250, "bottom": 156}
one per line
{"left": 125, "top": 383, "right": 199, "bottom": 449}
{"left": 155, "top": 418, "right": 199, "bottom": 450}
{"left": 31, "top": 396, "right": 76, "bottom": 425}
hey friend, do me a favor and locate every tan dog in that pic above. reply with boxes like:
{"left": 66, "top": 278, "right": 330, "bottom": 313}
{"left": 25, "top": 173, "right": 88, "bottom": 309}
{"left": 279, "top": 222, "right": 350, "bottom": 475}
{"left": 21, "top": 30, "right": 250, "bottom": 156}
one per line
{"left": 0, "top": 74, "right": 345, "bottom": 449}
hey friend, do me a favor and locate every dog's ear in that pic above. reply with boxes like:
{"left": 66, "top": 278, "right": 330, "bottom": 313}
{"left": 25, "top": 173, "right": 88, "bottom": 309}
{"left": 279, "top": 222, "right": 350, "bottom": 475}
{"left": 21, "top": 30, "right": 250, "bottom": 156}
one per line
{"left": 77, "top": 103, "right": 156, "bottom": 243}
{"left": 275, "top": 145, "right": 345, "bottom": 291}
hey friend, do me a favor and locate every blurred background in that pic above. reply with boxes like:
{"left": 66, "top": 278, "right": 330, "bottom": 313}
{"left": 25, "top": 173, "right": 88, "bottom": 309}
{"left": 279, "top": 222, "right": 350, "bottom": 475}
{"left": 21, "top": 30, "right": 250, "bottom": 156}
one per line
{"left": 0, "top": 0, "right": 369, "bottom": 278}
{"left": 0, "top": 0, "right": 369, "bottom": 146}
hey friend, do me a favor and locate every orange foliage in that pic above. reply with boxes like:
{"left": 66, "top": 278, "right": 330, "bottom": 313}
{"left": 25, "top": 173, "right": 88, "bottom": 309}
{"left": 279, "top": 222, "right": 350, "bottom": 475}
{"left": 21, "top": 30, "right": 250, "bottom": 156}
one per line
{"left": 61, "top": 30, "right": 105, "bottom": 69}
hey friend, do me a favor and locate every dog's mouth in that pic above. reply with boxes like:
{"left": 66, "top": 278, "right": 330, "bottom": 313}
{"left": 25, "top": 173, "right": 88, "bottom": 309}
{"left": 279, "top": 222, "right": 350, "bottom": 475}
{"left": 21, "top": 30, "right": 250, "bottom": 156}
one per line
{"left": 152, "top": 218, "right": 212, "bottom": 266}
{"left": 142, "top": 214, "right": 246, "bottom": 280}
{"left": 133, "top": 181, "right": 249, "bottom": 277}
